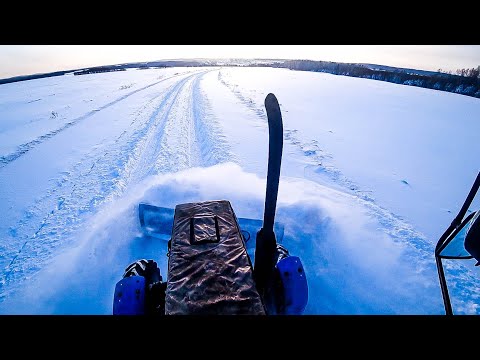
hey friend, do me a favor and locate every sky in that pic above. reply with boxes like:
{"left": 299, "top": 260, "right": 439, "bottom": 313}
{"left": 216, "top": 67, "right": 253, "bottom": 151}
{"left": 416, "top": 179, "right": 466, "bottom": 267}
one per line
{"left": 0, "top": 45, "right": 479, "bottom": 80}
{"left": 0, "top": 66, "right": 479, "bottom": 315}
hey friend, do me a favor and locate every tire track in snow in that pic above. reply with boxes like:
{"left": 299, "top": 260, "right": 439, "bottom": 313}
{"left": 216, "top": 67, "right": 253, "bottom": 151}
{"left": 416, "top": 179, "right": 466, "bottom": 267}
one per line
{"left": 218, "top": 71, "right": 267, "bottom": 122}
{"left": 120, "top": 72, "right": 202, "bottom": 183}
{"left": 0, "top": 72, "right": 204, "bottom": 296}
{"left": 191, "top": 71, "right": 236, "bottom": 167}
{"left": 120, "top": 69, "right": 235, "bottom": 187}
{"left": 1, "top": 77, "right": 180, "bottom": 266}
{"left": 0, "top": 71, "right": 193, "bottom": 170}
{"left": 218, "top": 70, "right": 374, "bottom": 201}
{"left": 154, "top": 70, "right": 235, "bottom": 173}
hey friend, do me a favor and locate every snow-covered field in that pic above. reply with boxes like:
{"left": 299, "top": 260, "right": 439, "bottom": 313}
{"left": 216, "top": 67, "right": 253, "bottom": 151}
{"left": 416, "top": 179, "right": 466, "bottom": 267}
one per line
{"left": 0, "top": 66, "right": 479, "bottom": 314}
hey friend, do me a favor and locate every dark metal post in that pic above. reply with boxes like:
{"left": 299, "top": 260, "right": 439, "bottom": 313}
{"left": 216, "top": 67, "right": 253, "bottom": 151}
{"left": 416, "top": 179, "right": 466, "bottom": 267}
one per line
{"left": 254, "top": 93, "right": 283, "bottom": 304}
{"left": 435, "top": 256, "right": 453, "bottom": 315}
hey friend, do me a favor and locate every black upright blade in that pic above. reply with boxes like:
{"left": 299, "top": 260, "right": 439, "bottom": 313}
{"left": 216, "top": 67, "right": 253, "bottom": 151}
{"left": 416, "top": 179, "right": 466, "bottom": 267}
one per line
{"left": 263, "top": 93, "right": 283, "bottom": 235}
{"left": 254, "top": 93, "right": 284, "bottom": 304}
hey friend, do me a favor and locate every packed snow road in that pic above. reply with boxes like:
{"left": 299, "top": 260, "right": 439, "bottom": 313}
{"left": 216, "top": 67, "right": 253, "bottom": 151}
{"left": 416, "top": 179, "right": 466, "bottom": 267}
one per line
{"left": 0, "top": 68, "right": 231, "bottom": 299}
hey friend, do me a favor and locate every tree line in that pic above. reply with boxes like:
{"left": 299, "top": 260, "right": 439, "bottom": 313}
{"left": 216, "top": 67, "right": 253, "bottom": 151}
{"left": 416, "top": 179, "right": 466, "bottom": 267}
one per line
{"left": 2, "top": 59, "right": 479, "bottom": 99}
{"left": 438, "top": 67, "right": 480, "bottom": 78}
{"left": 264, "top": 60, "right": 480, "bottom": 98}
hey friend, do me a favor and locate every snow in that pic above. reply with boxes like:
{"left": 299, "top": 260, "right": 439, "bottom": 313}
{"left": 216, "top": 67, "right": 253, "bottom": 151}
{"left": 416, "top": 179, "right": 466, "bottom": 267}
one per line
{"left": 0, "top": 66, "right": 479, "bottom": 315}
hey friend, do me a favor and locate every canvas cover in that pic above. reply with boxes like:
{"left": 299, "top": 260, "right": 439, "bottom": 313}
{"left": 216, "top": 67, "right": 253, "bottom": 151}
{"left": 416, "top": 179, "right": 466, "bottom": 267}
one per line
{"left": 165, "top": 200, "right": 265, "bottom": 315}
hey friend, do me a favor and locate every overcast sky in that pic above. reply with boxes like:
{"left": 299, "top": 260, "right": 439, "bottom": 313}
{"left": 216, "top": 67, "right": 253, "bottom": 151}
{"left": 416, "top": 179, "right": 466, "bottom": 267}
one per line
{"left": 0, "top": 45, "right": 479, "bottom": 79}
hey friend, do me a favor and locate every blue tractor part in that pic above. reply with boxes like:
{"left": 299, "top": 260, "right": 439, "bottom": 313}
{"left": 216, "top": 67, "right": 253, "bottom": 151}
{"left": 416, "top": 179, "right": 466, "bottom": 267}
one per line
{"left": 276, "top": 256, "right": 308, "bottom": 315}
{"left": 113, "top": 276, "right": 146, "bottom": 315}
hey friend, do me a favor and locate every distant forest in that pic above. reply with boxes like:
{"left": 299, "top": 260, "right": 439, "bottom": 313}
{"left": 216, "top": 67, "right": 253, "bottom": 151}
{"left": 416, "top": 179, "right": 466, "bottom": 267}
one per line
{"left": 73, "top": 66, "right": 126, "bottom": 75}
{"left": 1, "top": 59, "right": 479, "bottom": 99}
{"left": 266, "top": 60, "right": 480, "bottom": 99}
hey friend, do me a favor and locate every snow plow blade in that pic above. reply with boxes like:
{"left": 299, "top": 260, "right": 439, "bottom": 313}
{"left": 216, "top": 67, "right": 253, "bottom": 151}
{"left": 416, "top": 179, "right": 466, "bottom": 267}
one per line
{"left": 139, "top": 202, "right": 285, "bottom": 247}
